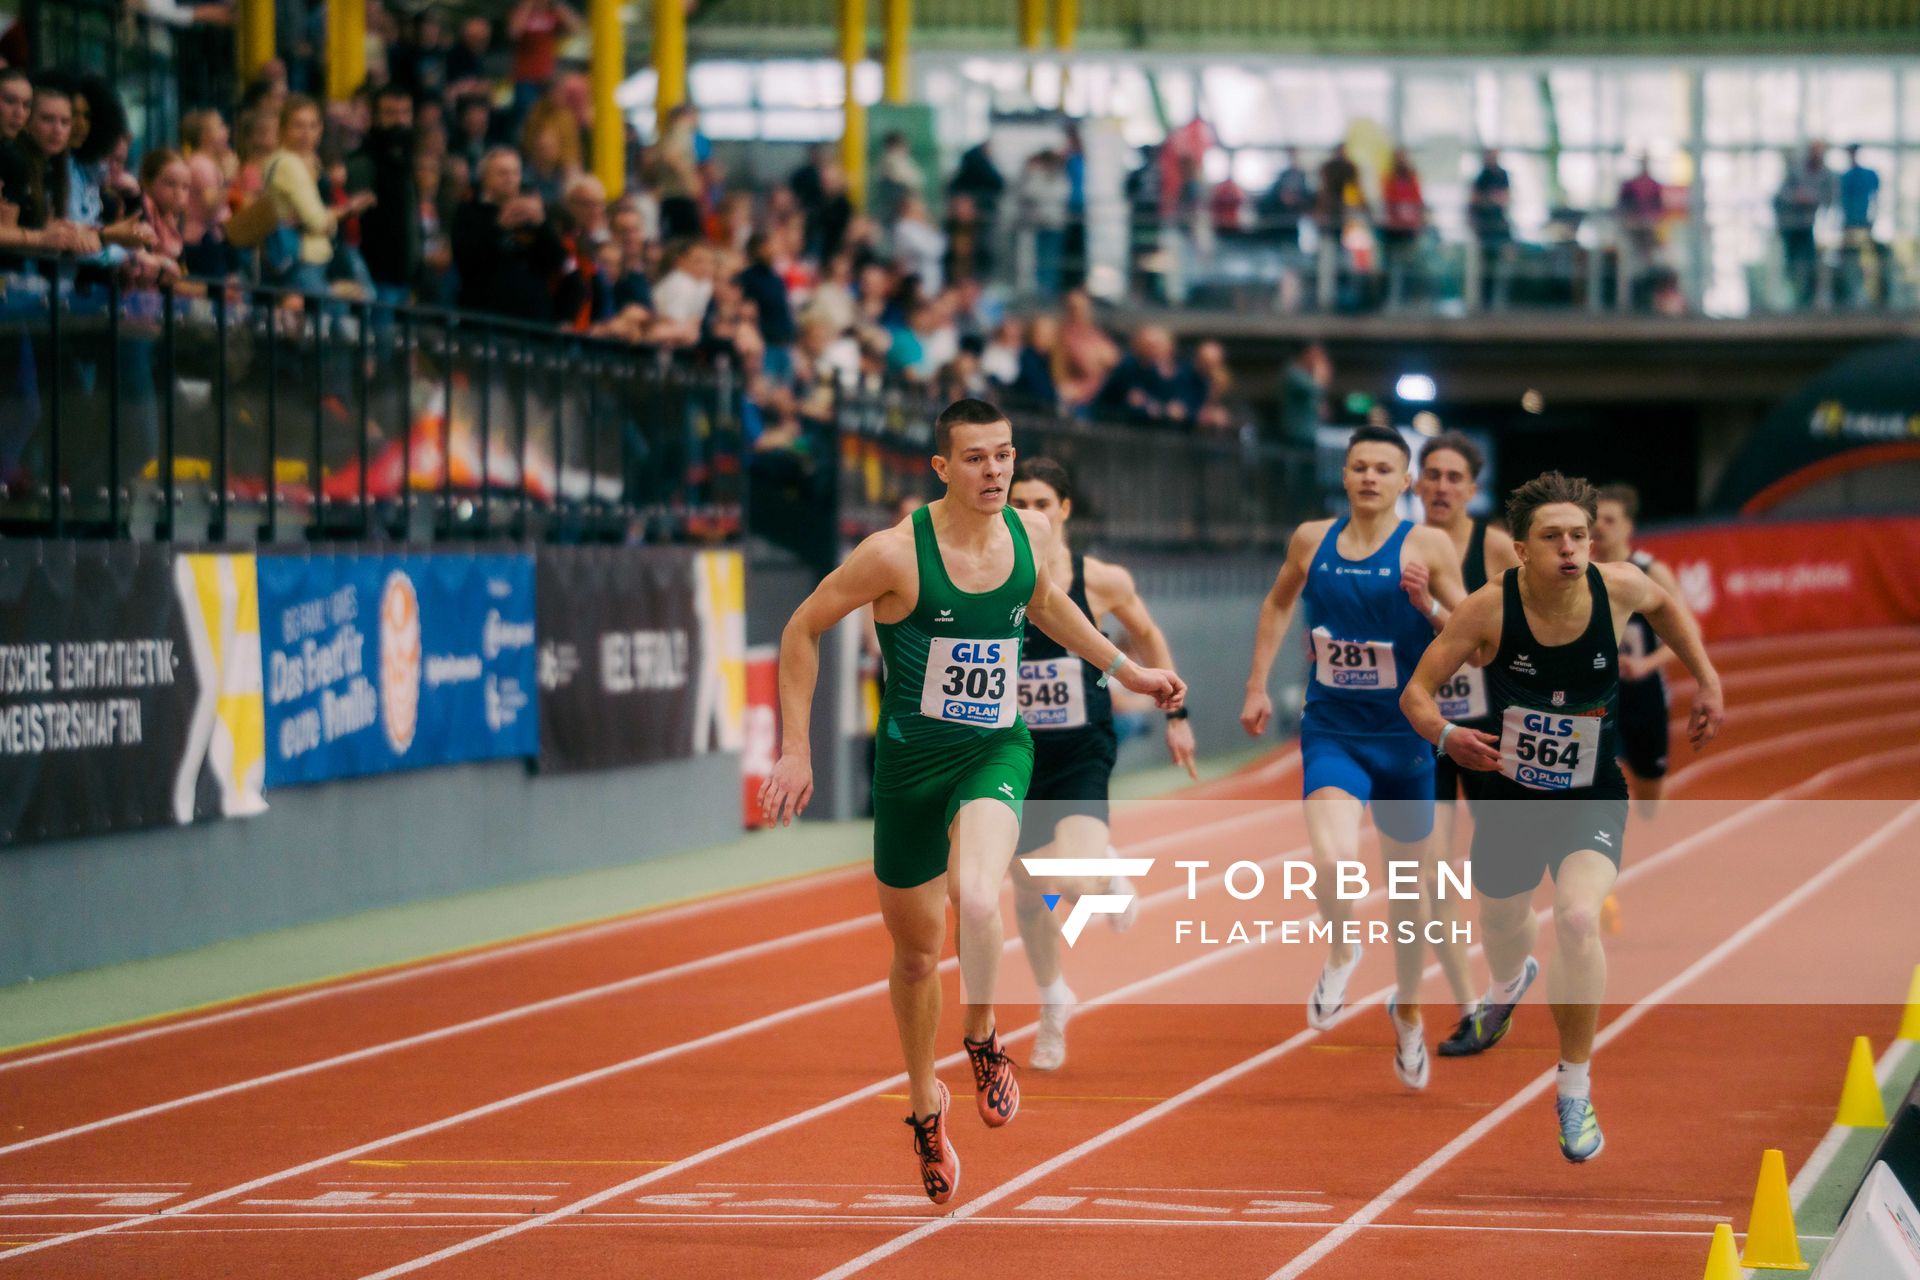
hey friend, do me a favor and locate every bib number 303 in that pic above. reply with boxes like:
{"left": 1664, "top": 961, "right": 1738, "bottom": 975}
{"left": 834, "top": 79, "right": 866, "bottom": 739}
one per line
{"left": 1311, "top": 626, "right": 1398, "bottom": 691}
{"left": 921, "top": 637, "right": 1018, "bottom": 729}
{"left": 1498, "top": 707, "right": 1600, "bottom": 790}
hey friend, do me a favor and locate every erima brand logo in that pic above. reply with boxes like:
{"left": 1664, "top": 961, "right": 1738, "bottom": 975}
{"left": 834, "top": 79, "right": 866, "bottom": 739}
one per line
{"left": 997, "top": 782, "right": 1014, "bottom": 798}
{"left": 1595, "top": 830, "right": 1614, "bottom": 846}
{"left": 1509, "top": 652, "right": 1536, "bottom": 675}
{"left": 1019, "top": 856, "right": 1155, "bottom": 945}
{"left": 935, "top": 609, "right": 954, "bottom": 624}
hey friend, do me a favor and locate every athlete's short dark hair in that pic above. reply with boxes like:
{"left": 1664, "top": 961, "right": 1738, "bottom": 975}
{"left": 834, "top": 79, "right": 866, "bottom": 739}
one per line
{"left": 1596, "top": 483, "right": 1640, "bottom": 520}
{"left": 1012, "top": 457, "right": 1073, "bottom": 505}
{"left": 1420, "top": 431, "right": 1485, "bottom": 480}
{"left": 1507, "top": 471, "right": 1599, "bottom": 540}
{"left": 934, "top": 397, "right": 1010, "bottom": 457}
{"left": 1344, "top": 424, "right": 1410, "bottom": 463}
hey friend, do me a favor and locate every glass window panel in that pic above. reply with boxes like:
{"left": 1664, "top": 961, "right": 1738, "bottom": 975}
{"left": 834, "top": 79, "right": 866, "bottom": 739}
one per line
{"left": 1703, "top": 70, "right": 1754, "bottom": 146}
{"left": 1752, "top": 69, "right": 1802, "bottom": 146}
{"left": 1494, "top": 72, "right": 1547, "bottom": 148}
{"left": 1334, "top": 67, "right": 1394, "bottom": 136}
{"left": 691, "top": 62, "right": 753, "bottom": 108}
{"left": 758, "top": 60, "right": 837, "bottom": 109}
{"left": 1906, "top": 71, "right": 1920, "bottom": 137}
{"left": 699, "top": 109, "right": 759, "bottom": 140}
{"left": 1550, "top": 69, "right": 1599, "bottom": 148}
{"left": 1810, "top": 70, "right": 1894, "bottom": 143}
{"left": 1503, "top": 152, "right": 1549, "bottom": 236}
{"left": 1618, "top": 71, "right": 1683, "bottom": 155}
{"left": 1403, "top": 74, "right": 1473, "bottom": 146}
{"left": 853, "top": 62, "right": 882, "bottom": 107}
{"left": 1558, "top": 151, "right": 1600, "bottom": 212}
{"left": 1233, "top": 148, "right": 1280, "bottom": 192}
{"left": 1270, "top": 69, "right": 1346, "bottom": 146}
{"left": 1203, "top": 67, "right": 1274, "bottom": 147}
{"left": 1158, "top": 69, "right": 1196, "bottom": 130}
{"left": 760, "top": 110, "right": 842, "bottom": 142}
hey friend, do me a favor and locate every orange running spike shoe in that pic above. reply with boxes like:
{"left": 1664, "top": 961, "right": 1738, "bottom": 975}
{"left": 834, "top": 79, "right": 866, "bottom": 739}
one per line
{"left": 1601, "top": 894, "right": 1622, "bottom": 935}
{"left": 964, "top": 1029, "right": 1020, "bottom": 1127}
{"left": 904, "top": 1080, "right": 959, "bottom": 1204}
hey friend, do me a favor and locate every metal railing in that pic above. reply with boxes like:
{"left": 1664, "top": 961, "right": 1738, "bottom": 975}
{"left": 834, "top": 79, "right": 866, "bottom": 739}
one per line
{"left": 0, "top": 274, "right": 746, "bottom": 545}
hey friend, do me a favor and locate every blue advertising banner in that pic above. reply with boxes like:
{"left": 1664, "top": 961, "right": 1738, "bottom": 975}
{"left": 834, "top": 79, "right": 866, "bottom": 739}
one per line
{"left": 257, "top": 552, "right": 537, "bottom": 786}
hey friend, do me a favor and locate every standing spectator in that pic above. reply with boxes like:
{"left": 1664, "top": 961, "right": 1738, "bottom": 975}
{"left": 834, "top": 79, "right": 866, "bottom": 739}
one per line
{"left": 133, "top": 149, "right": 190, "bottom": 279}
{"left": 347, "top": 84, "right": 420, "bottom": 305}
{"left": 1838, "top": 144, "right": 1880, "bottom": 307}
{"left": 1616, "top": 154, "right": 1662, "bottom": 305}
{"left": 651, "top": 103, "right": 703, "bottom": 242}
{"left": 452, "top": 146, "right": 564, "bottom": 320}
{"left": 1276, "top": 340, "right": 1330, "bottom": 448}
{"left": 1006, "top": 313, "right": 1062, "bottom": 410}
{"left": 520, "top": 98, "right": 581, "bottom": 207}
{"left": 1014, "top": 149, "right": 1070, "bottom": 296}
{"left": 1380, "top": 146, "right": 1425, "bottom": 302}
{"left": 1159, "top": 112, "right": 1215, "bottom": 226}
{"left": 1061, "top": 120, "right": 1088, "bottom": 289}
{"left": 738, "top": 231, "right": 795, "bottom": 378}
{"left": 872, "top": 131, "right": 922, "bottom": 223}
{"left": 1055, "top": 287, "right": 1119, "bottom": 409}
{"left": 808, "top": 156, "right": 855, "bottom": 264}
{"left": 1469, "top": 147, "right": 1512, "bottom": 248}
{"left": 414, "top": 149, "right": 455, "bottom": 303}
{"left": 806, "top": 248, "right": 857, "bottom": 333}
{"left": 942, "top": 190, "right": 989, "bottom": 285}
{"left": 446, "top": 16, "right": 498, "bottom": 98}
{"left": 947, "top": 140, "right": 1004, "bottom": 235}
{"left": 390, "top": 10, "right": 453, "bottom": 104}
{"left": 788, "top": 142, "right": 828, "bottom": 221}
{"left": 979, "top": 315, "right": 1022, "bottom": 385}
{"left": 890, "top": 193, "right": 946, "bottom": 294}
{"left": 0, "top": 67, "right": 30, "bottom": 174}
{"left": 229, "top": 107, "right": 279, "bottom": 213}
{"left": 1314, "top": 142, "right": 1366, "bottom": 240}
{"left": 604, "top": 200, "right": 654, "bottom": 310}
{"left": 15, "top": 84, "right": 150, "bottom": 269}
{"left": 179, "top": 109, "right": 235, "bottom": 277}
{"left": 1190, "top": 339, "right": 1238, "bottom": 431}
{"left": 1773, "top": 143, "right": 1833, "bottom": 309}
{"left": 552, "top": 173, "right": 608, "bottom": 328}
{"left": 1209, "top": 173, "right": 1247, "bottom": 236}
{"left": 450, "top": 94, "right": 495, "bottom": 178}
{"left": 506, "top": 0, "right": 582, "bottom": 127}
{"left": 650, "top": 238, "right": 717, "bottom": 343}
{"left": 1257, "top": 147, "right": 1313, "bottom": 252}
{"left": 262, "top": 96, "right": 366, "bottom": 293}
{"left": 1098, "top": 324, "right": 1194, "bottom": 424}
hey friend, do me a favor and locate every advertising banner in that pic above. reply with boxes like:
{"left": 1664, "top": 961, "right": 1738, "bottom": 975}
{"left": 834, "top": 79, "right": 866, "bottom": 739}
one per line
{"left": 0, "top": 543, "right": 267, "bottom": 845}
{"left": 1638, "top": 516, "right": 1920, "bottom": 644}
{"left": 536, "top": 547, "right": 744, "bottom": 772}
{"left": 257, "top": 552, "right": 537, "bottom": 786}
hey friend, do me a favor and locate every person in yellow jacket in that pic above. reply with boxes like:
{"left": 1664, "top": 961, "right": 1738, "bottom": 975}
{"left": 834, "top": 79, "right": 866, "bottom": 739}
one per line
{"left": 262, "top": 96, "right": 372, "bottom": 295}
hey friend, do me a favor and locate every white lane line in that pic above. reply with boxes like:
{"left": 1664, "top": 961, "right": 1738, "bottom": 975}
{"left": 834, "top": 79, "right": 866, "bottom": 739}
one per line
{"left": 0, "top": 864, "right": 876, "bottom": 1072}
{"left": 0, "top": 813, "right": 1312, "bottom": 1268}
{"left": 1264, "top": 799, "right": 1920, "bottom": 1280}
{"left": 0, "top": 798, "right": 1296, "bottom": 1160}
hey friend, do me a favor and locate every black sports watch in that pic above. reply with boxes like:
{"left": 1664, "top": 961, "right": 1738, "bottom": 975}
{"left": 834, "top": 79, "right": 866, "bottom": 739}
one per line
{"left": 1165, "top": 708, "right": 1190, "bottom": 722}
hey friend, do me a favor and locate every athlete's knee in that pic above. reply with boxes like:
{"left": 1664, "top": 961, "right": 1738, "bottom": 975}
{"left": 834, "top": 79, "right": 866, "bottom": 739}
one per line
{"left": 955, "top": 885, "right": 1003, "bottom": 935}
{"left": 892, "top": 939, "right": 943, "bottom": 984}
{"left": 1557, "top": 902, "right": 1603, "bottom": 952}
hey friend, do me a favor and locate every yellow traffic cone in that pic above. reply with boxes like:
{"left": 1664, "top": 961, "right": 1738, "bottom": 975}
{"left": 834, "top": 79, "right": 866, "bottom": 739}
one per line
{"left": 1837, "top": 1036, "right": 1888, "bottom": 1127}
{"left": 1740, "top": 1148, "right": 1809, "bottom": 1270}
{"left": 1701, "top": 1223, "right": 1742, "bottom": 1280}
{"left": 1899, "top": 964, "right": 1920, "bottom": 1042}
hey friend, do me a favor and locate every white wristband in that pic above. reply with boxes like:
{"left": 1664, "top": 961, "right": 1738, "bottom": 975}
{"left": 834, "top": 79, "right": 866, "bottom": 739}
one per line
{"left": 1098, "top": 652, "right": 1130, "bottom": 688}
{"left": 1427, "top": 596, "right": 1443, "bottom": 619}
{"left": 1437, "top": 722, "right": 1458, "bottom": 753}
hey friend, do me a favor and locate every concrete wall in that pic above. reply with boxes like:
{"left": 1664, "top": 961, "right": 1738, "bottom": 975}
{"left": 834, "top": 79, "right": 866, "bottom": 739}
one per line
{"left": 0, "top": 752, "right": 742, "bottom": 985}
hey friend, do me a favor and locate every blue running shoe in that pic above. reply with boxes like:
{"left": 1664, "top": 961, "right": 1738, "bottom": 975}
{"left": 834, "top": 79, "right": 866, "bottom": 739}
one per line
{"left": 1437, "top": 955, "right": 1539, "bottom": 1058}
{"left": 1556, "top": 1093, "right": 1605, "bottom": 1163}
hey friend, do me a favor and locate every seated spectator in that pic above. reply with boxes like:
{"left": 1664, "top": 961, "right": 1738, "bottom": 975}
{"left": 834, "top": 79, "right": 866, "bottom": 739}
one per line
{"left": 650, "top": 237, "right": 716, "bottom": 344}
{"left": 1056, "top": 287, "right": 1119, "bottom": 408}
{"left": 507, "top": 0, "right": 583, "bottom": 126}
{"left": 890, "top": 194, "right": 945, "bottom": 293}
{"left": 1006, "top": 313, "right": 1061, "bottom": 410}
{"left": 737, "top": 231, "right": 795, "bottom": 378}
{"left": 520, "top": 98, "right": 580, "bottom": 208}
{"left": 604, "top": 200, "right": 653, "bottom": 310}
{"left": 793, "top": 309, "right": 859, "bottom": 390}
{"left": 980, "top": 315, "right": 1021, "bottom": 385}
{"left": 452, "top": 146, "right": 564, "bottom": 320}
{"left": 1190, "top": 339, "right": 1238, "bottom": 431}
{"left": 701, "top": 269, "right": 763, "bottom": 374}
{"left": 1098, "top": 324, "right": 1194, "bottom": 424}
{"left": 943, "top": 190, "right": 989, "bottom": 285}
{"left": 935, "top": 349, "right": 986, "bottom": 402}
{"left": 179, "top": 109, "right": 234, "bottom": 277}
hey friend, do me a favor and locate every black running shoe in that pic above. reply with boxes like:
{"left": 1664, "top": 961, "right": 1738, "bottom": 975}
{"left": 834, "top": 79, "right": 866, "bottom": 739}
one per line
{"left": 1437, "top": 955, "right": 1539, "bottom": 1058}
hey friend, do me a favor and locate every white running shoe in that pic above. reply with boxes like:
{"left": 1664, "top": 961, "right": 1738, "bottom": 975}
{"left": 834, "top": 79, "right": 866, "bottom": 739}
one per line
{"left": 1031, "top": 986, "right": 1075, "bottom": 1071}
{"left": 1388, "top": 999, "right": 1431, "bottom": 1090}
{"left": 1307, "top": 943, "right": 1363, "bottom": 1031}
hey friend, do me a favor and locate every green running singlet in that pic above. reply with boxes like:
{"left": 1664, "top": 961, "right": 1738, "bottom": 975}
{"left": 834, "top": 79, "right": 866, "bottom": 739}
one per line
{"left": 871, "top": 504, "right": 1037, "bottom": 888}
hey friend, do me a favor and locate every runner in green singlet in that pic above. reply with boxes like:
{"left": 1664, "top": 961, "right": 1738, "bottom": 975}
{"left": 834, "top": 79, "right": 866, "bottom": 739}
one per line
{"left": 759, "top": 399, "right": 1187, "bottom": 1205}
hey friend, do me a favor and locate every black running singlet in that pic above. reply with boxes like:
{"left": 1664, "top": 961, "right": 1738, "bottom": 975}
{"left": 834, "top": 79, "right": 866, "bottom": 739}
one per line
{"left": 1434, "top": 518, "right": 1496, "bottom": 729}
{"left": 1621, "top": 549, "right": 1665, "bottom": 686}
{"left": 1462, "top": 517, "right": 1491, "bottom": 594}
{"left": 1019, "top": 552, "right": 1114, "bottom": 732}
{"left": 1481, "top": 566, "right": 1625, "bottom": 796}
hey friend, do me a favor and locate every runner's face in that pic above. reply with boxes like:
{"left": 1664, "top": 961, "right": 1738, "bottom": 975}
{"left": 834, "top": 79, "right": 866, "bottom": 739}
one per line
{"left": 1343, "top": 442, "right": 1408, "bottom": 515}
{"left": 1592, "top": 499, "right": 1633, "bottom": 560}
{"left": 1517, "top": 503, "right": 1592, "bottom": 584}
{"left": 1008, "top": 480, "right": 1069, "bottom": 532}
{"left": 935, "top": 422, "right": 1015, "bottom": 512}
{"left": 1415, "top": 448, "right": 1475, "bottom": 525}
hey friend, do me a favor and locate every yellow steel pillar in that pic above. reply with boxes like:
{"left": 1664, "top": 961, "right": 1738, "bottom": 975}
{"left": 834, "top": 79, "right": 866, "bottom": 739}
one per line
{"left": 1052, "top": 0, "right": 1076, "bottom": 48}
{"left": 654, "top": 0, "right": 688, "bottom": 135}
{"left": 1019, "top": 0, "right": 1045, "bottom": 50}
{"left": 326, "top": 0, "right": 365, "bottom": 102}
{"left": 840, "top": 0, "right": 868, "bottom": 206}
{"left": 882, "top": 0, "right": 909, "bottom": 105}
{"left": 591, "top": 0, "right": 625, "bottom": 196}
{"left": 237, "top": 0, "right": 274, "bottom": 83}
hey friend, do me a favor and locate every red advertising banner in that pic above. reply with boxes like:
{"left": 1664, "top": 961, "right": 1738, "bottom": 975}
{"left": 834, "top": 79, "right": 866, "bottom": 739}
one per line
{"left": 1638, "top": 517, "right": 1920, "bottom": 643}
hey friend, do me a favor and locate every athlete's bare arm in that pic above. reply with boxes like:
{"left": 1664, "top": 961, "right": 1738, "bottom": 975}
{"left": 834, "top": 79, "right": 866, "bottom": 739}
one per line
{"left": 1091, "top": 557, "right": 1198, "bottom": 779}
{"left": 1401, "top": 585, "right": 1504, "bottom": 772}
{"left": 1599, "top": 561, "right": 1725, "bottom": 750}
{"left": 1622, "top": 558, "right": 1694, "bottom": 681}
{"left": 760, "top": 529, "right": 915, "bottom": 825}
{"left": 1400, "top": 524, "right": 1471, "bottom": 629}
{"left": 1483, "top": 525, "right": 1521, "bottom": 577}
{"left": 1240, "top": 520, "right": 1329, "bottom": 737}
{"left": 1020, "top": 508, "right": 1185, "bottom": 711}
